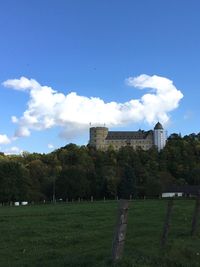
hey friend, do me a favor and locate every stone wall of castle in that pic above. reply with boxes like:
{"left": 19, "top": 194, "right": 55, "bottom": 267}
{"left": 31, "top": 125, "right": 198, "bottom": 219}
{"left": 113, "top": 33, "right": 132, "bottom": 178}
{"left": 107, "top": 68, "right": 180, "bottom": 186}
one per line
{"left": 89, "top": 122, "right": 167, "bottom": 151}
{"left": 104, "top": 134, "right": 153, "bottom": 150}
{"left": 89, "top": 127, "right": 108, "bottom": 150}
{"left": 89, "top": 127, "right": 155, "bottom": 151}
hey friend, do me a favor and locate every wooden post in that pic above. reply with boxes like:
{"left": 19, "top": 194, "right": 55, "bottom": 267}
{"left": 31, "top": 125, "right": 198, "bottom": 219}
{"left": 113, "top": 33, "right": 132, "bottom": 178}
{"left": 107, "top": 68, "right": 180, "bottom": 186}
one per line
{"left": 91, "top": 196, "right": 93, "bottom": 202}
{"left": 112, "top": 199, "right": 129, "bottom": 262}
{"left": 161, "top": 198, "right": 174, "bottom": 248}
{"left": 191, "top": 194, "right": 200, "bottom": 236}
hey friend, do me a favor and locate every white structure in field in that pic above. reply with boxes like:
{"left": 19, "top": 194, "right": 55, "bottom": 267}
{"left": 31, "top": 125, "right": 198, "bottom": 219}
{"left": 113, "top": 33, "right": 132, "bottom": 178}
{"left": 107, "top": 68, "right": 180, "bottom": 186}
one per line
{"left": 162, "top": 192, "right": 183, "bottom": 198}
{"left": 89, "top": 122, "right": 167, "bottom": 151}
{"left": 162, "top": 185, "right": 200, "bottom": 198}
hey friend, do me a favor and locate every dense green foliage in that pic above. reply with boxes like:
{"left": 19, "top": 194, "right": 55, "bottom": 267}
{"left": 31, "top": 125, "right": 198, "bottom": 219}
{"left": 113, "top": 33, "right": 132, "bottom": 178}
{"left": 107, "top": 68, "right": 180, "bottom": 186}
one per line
{"left": 0, "top": 132, "right": 200, "bottom": 202}
{"left": 0, "top": 200, "right": 199, "bottom": 267}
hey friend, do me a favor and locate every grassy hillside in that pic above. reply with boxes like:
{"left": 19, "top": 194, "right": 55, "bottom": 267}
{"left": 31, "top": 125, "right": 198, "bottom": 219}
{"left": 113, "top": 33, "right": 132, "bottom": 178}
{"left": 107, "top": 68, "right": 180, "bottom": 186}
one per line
{"left": 0, "top": 200, "right": 199, "bottom": 267}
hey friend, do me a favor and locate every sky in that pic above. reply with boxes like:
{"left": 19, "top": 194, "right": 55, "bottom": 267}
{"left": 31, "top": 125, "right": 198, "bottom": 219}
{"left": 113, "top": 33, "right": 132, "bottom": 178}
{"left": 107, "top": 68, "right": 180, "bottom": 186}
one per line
{"left": 0, "top": 0, "right": 200, "bottom": 154}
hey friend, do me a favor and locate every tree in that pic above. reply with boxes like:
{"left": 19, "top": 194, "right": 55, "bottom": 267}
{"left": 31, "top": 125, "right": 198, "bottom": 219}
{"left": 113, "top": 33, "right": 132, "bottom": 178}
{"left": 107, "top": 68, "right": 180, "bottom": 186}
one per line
{"left": 118, "top": 164, "right": 135, "bottom": 198}
{"left": 56, "top": 166, "right": 90, "bottom": 199}
{"left": 0, "top": 160, "right": 31, "bottom": 202}
{"left": 27, "top": 159, "right": 49, "bottom": 201}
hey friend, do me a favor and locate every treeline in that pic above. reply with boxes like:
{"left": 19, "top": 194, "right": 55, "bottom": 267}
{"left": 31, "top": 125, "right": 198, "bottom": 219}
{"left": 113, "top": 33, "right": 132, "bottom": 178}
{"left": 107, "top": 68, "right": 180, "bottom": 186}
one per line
{"left": 0, "top": 132, "right": 200, "bottom": 202}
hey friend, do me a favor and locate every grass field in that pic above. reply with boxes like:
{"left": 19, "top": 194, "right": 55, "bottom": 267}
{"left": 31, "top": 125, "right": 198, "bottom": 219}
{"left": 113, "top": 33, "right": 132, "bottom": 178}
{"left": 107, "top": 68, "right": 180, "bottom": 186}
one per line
{"left": 0, "top": 199, "right": 199, "bottom": 267}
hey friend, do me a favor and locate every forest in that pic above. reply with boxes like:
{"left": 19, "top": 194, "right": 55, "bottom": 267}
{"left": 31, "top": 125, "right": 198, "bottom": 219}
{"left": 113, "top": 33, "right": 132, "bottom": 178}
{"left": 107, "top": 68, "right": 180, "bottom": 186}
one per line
{"left": 0, "top": 132, "right": 200, "bottom": 203}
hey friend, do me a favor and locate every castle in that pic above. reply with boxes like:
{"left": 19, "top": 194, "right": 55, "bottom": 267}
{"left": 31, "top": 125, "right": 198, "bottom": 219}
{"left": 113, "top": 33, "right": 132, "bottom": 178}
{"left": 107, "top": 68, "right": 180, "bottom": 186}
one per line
{"left": 89, "top": 122, "right": 166, "bottom": 151}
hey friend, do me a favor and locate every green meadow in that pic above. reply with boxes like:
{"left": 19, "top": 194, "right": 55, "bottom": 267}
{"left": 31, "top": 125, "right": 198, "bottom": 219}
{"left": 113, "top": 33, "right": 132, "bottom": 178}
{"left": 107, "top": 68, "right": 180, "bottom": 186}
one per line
{"left": 0, "top": 200, "right": 199, "bottom": 267}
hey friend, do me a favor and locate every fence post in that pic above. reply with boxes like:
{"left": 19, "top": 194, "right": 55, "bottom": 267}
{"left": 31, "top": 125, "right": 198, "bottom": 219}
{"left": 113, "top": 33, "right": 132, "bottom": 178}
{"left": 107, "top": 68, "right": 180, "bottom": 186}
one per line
{"left": 191, "top": 193, "right": 200, "bottom": 236}
{"left": 161, "top": 198, "right": 174, "bottom": 248}
{"left": 112, "top": 199, "right": 129, "bottom": 262}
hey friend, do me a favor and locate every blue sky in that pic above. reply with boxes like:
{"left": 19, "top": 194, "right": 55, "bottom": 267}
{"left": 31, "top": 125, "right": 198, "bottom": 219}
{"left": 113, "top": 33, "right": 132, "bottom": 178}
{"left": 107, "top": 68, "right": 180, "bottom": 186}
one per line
{"left": 0, "top": 0, "right": 200, "bottom": 154}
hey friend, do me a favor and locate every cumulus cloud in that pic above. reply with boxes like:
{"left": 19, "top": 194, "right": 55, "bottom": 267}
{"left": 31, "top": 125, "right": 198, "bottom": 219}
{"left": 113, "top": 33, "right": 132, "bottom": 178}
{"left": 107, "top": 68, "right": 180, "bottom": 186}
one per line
{"left": 48, "top": 144, "right": 54, "bottom": 149}
{"left": 0, "top": 134, "right": 10, "bottom": 145}
{"left": 2, "top": 75, "right": 183, "bottom": 139}
{"left": 2, "top": 76, "right": 40, "bottom": 91}
{"left": 4, "top": 146, "right": 23, "bottom": 155}
{"left": 11, "top": 116, "right": 19, "bottom": 123}
{"left": 126, "top": 74, "right": 183, "bottom": 124}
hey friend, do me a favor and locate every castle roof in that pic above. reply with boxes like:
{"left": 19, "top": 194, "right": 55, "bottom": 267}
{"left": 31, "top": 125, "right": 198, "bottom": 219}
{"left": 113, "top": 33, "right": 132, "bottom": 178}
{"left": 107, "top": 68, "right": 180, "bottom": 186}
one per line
{"left": 154, "top": 122, "right": 163, "bottom": 130}
{"left": 105, "top": 130, "right": 153, "bottom": 140}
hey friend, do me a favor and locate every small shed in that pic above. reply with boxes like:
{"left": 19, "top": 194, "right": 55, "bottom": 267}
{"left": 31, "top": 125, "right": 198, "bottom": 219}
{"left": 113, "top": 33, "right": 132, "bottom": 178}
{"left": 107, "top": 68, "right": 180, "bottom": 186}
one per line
{"left": 162, "top": 185, "right": 200, "bottom": 198}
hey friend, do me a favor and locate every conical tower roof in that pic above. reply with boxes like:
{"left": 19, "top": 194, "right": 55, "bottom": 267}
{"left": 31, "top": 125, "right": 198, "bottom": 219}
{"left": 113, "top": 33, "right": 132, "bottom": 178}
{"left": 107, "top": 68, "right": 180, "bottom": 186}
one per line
{"left": 154, "top": 122, "right": 163, "bottom": 130}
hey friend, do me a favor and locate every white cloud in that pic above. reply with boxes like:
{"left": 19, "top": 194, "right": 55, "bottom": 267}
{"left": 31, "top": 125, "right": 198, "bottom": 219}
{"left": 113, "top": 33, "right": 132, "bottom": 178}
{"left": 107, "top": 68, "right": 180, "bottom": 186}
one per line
{"left": 0, "top": 134, "right": 10, "bottom": 145}
{"left": 48, "top": 144, "right": 54, "bottom": 149}
{"left": 4, "top": 146, "right": 23, "bottom": 155}
{"left": 2, "top": 76, "right": 40, "bottom": 91}
{"left": 15, "top": 127, "right": 30, "bottom": 137}
{"left": 2, "top": 74, "right": 183, "bottom": 139}
{"left": 126, "top": 74, "right": 183, "bottom": 124}
{"left": 11, "top": 116, "right": 18, "bottom": 123}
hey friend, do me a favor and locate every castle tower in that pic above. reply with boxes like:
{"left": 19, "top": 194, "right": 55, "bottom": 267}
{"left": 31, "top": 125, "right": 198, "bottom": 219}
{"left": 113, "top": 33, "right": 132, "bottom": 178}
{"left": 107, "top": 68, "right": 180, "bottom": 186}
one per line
{"left": 89, "top": 127, "right": 108, "bottom": 150}
{"left": 153, "top": 122, "right": 166, "bottom": 151}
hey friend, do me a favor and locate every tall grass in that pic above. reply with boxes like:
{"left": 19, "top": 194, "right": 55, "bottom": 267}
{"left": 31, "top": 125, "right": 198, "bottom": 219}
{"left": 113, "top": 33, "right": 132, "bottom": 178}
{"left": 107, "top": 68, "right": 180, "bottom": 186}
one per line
{"left": 0, "top": 199, "right": 199, "bottom": 266}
